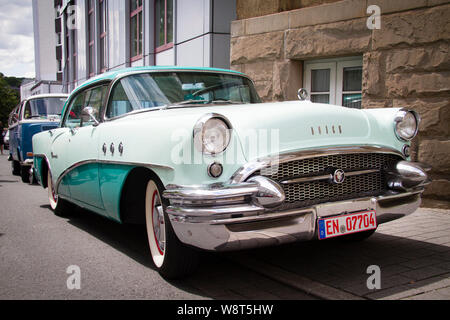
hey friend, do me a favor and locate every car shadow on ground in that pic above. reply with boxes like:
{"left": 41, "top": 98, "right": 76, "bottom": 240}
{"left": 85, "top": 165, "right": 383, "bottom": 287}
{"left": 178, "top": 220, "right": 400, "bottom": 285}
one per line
{"left": 59, "top": 206, "right": 315, "bottom": 299}
{"left": 234, "top": 231, "right": 450, "bottom": 299}
{"left": 44, "top": 204, "right": 449, "bottom": 300}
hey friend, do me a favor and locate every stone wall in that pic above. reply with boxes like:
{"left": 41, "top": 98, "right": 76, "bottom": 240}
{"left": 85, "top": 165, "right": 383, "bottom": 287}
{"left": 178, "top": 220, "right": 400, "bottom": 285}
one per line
{"left": 236, "top": 0, "right": 341, "bottom": 20}
{"left": 231, "top": 0, "right": 450, "bottom": 208}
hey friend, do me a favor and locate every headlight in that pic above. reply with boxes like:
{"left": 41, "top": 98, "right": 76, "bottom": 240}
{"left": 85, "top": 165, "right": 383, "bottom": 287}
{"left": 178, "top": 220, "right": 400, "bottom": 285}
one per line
{"left": 394, "top": 110, "right": 420, "bottom": 141}
{"left": 194, "top": 114, "right": 232, "bottom": 155}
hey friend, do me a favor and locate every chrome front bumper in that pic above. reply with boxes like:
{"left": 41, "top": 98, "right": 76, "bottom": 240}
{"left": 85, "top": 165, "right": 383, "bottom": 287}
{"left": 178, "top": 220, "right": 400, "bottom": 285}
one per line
{"left": 163, "top": 161, "right": 430, "bottom": 251}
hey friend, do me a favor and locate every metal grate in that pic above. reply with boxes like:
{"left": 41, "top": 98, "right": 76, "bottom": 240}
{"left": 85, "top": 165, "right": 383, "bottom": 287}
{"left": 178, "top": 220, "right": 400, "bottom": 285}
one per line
{"left": 253, "top": 153, "right": 402, "bottom": 206}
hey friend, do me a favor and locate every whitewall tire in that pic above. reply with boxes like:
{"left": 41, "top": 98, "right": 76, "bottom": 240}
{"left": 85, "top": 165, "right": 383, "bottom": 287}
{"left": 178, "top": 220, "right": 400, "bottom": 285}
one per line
{"left": 47, "top": 170, "right": 73, "bottom": 216}
{"left": 144, "top": 178, "right": 199, "bottom": 279}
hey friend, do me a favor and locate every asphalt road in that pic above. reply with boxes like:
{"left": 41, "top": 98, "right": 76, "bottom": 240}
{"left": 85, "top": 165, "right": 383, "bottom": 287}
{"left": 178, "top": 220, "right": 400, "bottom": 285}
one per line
{"left": 0, "top": 154, "right": 314, "bottom": 300}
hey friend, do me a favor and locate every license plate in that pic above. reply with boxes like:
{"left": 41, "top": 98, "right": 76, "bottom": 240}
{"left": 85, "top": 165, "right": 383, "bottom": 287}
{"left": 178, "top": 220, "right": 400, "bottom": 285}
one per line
{"left": 318, "top": 210, "right": 377, "bottom": 240}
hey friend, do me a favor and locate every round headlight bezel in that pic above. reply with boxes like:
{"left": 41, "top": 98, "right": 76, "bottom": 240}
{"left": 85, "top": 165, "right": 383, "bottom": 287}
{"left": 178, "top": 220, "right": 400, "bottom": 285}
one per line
{"left": 394, "top": 109, "right": 420, "bottom": 141}
{"left": 193, "top": 113, "right": 232, "bottom": 156}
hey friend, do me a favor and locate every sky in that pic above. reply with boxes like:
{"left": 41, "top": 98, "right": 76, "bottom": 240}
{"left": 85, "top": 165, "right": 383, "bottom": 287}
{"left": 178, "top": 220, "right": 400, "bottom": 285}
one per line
{"left": 0, "top": 0, "right": 35, "bottom": 79}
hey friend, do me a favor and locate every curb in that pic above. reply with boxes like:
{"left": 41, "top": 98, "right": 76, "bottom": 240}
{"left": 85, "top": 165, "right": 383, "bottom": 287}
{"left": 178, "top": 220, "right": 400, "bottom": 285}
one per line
{"left": 229, "top": 255, "right": 366, "bottom": 300}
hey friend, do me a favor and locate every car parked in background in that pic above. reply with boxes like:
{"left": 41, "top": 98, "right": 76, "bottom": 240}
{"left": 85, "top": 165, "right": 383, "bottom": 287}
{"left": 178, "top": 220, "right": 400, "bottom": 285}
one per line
{"left": 32, "top": 66, "right": 430, "bottom": 279}
{"left": 8, "top": 94, "right": 68, "bottom": 183}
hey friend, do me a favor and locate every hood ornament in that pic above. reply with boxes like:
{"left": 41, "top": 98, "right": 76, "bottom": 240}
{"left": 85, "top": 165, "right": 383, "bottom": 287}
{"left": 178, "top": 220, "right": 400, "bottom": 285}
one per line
{"left": 297, "top": 88, "right": 309, "bottom": 101}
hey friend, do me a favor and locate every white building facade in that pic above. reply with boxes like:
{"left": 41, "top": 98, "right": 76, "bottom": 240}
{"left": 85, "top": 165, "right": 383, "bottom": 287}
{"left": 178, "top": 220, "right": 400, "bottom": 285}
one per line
{"left": 54, "top": 0, "right": 236, "bottom": 93}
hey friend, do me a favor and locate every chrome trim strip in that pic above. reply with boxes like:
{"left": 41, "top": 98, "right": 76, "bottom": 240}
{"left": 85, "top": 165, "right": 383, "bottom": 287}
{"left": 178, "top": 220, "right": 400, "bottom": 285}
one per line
{"left": 54, "top": 159, "right": 174, "bottom": 194}
{"left": 164, "top": 182, "right": 259, "bottom": 201}
{"left": 229, "top": 145, "right": 405, "bottom": 184}
{"left": 209, "top": 208, "right": 311, "bottom": 225}
{"left": 167, "top": 188, "right": 425, "bottom": 226}
{"left": 167, "top": 204, "right": 264, "bottom": 221}
{"left": 280, "top": 169, "right": 380, "bottom": 185}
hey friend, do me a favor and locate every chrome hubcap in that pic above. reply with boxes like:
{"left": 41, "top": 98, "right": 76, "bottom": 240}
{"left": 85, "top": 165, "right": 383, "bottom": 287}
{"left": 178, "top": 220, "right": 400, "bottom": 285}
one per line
{"left": 152, "top": 192, "right": 165, "bottom": 254}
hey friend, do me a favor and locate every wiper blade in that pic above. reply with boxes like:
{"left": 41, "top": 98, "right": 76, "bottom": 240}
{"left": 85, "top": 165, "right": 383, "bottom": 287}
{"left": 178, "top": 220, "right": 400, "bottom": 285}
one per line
{"left": 207, "top": 100, "right": 242, "bottom": 104}
{"left": 172, "top": 99, "right": 207, "bottom": 105}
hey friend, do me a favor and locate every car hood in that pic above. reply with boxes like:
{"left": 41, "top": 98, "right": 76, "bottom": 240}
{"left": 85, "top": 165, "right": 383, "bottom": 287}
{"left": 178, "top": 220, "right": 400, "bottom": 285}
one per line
{"left": 185, "top": 101, "right": 402, "bottom": 161}
{"left": 121, "top": 100, "right": 404, "bottom": 162}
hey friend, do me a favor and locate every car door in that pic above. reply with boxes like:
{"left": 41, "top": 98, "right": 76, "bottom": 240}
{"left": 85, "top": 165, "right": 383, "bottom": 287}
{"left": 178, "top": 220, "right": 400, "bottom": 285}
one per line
{"left": 64, "top": 85, "right": 108, "bottom": 211}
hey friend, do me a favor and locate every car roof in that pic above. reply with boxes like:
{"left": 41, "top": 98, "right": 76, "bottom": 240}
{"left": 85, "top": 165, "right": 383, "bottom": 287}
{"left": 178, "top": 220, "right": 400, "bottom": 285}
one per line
{"left": 23, "top": 93, "right": 69, "bottom": 102}
{"left": 70, "top": 66, "right": 246, "bottom": 97}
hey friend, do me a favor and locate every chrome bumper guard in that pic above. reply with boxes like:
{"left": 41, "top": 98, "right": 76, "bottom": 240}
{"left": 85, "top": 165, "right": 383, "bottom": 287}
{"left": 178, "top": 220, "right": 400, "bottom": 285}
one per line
{"left": 163, "top": 161, "right": 431, "bottom": 251}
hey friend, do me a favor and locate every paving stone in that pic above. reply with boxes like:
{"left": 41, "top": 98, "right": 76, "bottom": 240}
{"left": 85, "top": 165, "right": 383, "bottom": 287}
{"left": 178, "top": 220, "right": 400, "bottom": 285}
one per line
{"left": 400, "top": 266, "right": 449, "bottom": 281}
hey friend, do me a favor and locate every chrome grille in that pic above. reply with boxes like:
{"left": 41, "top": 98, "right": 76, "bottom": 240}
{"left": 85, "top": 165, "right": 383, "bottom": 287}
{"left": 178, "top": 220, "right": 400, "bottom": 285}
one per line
{"left": 253, "top": 153, "right": 402, "bottom": 206}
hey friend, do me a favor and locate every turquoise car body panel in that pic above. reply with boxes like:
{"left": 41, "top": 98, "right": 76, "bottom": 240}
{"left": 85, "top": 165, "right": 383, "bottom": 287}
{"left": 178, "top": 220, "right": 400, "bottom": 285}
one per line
{"left": 32, "top": 66, "right": 409, "bottom": 224}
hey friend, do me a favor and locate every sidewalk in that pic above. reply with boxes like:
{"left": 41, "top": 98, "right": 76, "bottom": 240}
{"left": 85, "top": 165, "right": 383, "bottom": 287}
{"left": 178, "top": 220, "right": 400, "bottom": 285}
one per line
{"left": 230, "top": 207, "right": 450, "bottom": 300}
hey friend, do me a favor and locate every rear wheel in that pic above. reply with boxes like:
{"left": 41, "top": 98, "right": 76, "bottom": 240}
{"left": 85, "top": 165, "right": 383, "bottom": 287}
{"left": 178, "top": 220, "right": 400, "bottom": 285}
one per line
{"left": 145, "top": 179, "right": 199, "bottom": 279}
{"left": 47, "top": 170, "right": 73, "bottom": 217}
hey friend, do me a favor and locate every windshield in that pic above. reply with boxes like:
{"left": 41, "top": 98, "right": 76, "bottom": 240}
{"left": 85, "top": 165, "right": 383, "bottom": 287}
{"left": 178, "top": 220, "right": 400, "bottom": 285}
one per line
{"left": 23, "top": 97, "right": 67, "bottom": 119}
{"left": 106, "top": 72, "right": 261, "bottom": 118}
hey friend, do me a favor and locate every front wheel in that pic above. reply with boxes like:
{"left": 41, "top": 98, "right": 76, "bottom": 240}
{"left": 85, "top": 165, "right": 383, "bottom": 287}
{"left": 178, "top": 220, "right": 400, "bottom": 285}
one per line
{"left": 145, "top": 179, "right": 199, "bottom": 279}
{"left": 47, "top": 170, "right": 73, "bottom": 217}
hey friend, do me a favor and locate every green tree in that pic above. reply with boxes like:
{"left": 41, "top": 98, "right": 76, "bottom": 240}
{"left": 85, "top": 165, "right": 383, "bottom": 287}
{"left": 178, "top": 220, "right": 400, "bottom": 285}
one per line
{"left": 0, "top": 73, "right": 21, "bottom": 127}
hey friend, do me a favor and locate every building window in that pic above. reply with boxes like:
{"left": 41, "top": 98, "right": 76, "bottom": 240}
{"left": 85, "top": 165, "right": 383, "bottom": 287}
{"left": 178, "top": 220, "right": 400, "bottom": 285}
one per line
{"left": 155, "top": 0, "right": 173, "bottom": 53}
{"left": 304, "top": 57, "right": 363, "bottom": 109}
{"left": 72, "top": 28, "right": 77, "bottom": 84}
{"left": 130, "top": 0, "right": 143, "bottom": 61}
{"left": 99, "top": 0, "right": 107, "bottom": 72}
{"left": 88, "top": 0, "right": 95, "bottom": 77}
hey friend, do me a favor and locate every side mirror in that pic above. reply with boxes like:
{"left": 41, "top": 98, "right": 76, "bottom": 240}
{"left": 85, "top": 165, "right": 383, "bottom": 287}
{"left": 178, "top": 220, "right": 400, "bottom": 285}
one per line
{"left": 81, "top": 106, "right": 100, "bottom": 126}
{"left": 297, "top": 88, "right": 309, "bottom": 101}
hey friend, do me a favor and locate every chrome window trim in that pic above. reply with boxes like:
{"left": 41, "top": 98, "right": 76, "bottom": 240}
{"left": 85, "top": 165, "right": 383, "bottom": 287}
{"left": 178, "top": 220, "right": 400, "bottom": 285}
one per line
{"left": 229, "top": 145, "right": 405, "bottom": 184}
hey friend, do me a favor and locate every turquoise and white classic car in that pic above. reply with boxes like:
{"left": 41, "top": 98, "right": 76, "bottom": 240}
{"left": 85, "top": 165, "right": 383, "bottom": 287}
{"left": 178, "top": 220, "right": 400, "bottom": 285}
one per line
{"left": 32, "top": 66, "right": 430, "bottom": 278}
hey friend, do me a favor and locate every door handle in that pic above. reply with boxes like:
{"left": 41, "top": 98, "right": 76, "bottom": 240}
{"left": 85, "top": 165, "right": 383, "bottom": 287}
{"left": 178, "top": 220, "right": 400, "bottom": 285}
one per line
{"left": 51, "top": 152, "right": 58, "bottom": 159}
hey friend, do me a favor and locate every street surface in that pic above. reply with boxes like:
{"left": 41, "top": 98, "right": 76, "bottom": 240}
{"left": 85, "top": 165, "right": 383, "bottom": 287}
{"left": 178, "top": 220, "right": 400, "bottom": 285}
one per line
{"left": 0, "top": 154, "right": 313, "bottom": 300}
{"left": 1, "top": 153, "right": 449, "bottom": 300}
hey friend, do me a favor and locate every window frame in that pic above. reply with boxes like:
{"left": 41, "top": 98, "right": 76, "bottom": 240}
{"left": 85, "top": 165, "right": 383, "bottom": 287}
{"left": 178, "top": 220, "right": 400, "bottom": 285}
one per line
{"left": 130, "top": 0, "right": 143, "bottom": 62}
{"left": 336, "top": 60, "right": 363, "bottom": 108}
{"left": 88, "top": 0, "right": 95, "bottom": 78}
{"left": 155, "top": 0, "right": 174, "bottom": 53}
{"left": 304, "top": 57, "right": 363, "bottom": 108}
{"left": 304, "top": 62, "right": 336, "bottom": 105}
{"left": 99, "top": 0, "right": 108, "bottom": 73}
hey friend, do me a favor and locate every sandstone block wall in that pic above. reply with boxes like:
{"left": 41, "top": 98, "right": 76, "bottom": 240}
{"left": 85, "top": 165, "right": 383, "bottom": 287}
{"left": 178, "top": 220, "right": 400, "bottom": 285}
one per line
{"left": 231, "top": 0, "right": 450, "bottom": 207}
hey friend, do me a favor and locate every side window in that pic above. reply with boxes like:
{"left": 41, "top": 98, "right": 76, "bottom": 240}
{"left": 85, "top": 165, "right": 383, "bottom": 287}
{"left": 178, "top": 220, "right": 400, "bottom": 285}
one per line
{"left": 65, "top": 92, "right": 85, "bottom": 129}
{"left": 23, "top": 101, "right": 32, "bottom": 119}
{"left": 64, "top": 85, "right": 108, "bottom": 128}
{"left": 83, "top": 85, "right": 107, "bottom": 126}
{"left": 106, "top": 82, "right": 132, "bottom": 118}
